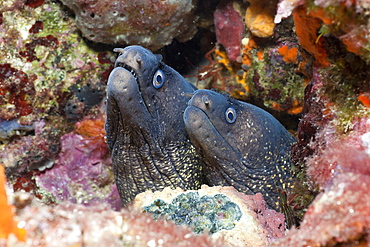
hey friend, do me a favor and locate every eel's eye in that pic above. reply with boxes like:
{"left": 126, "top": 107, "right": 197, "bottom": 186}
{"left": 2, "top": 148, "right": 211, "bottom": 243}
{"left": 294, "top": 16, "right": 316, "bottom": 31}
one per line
{"left": 153, "top": 69, "right": 165, "bottom": 89}
{"left": 225, "top": 107, "right": 236, "bottom": 123}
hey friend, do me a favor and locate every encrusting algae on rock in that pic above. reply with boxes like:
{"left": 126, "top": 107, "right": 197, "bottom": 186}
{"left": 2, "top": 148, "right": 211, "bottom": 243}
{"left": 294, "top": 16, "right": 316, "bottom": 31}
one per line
{"left": 134, "top": 185, "right": 285, "bottom": 247}
{"left": 245, "top": 0, "right": 278, "bottom": 38}
{"left": 58, "top": 0, "right": 199, "bottom": 50}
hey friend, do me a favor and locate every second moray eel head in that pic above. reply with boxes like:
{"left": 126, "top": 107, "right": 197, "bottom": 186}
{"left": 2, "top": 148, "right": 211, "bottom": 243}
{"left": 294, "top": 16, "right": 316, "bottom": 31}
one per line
{"left": 184, "top": 89, "right": 296, "bottom": 211}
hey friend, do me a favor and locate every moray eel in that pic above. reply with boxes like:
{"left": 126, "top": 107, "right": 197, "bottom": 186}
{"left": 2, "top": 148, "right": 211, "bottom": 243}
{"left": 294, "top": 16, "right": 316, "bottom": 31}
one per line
{"left": 105, "top": 46, "right": 202, "bottom": 206}
{"left": 183, "top": 89, "right": 295, "bottom": 211}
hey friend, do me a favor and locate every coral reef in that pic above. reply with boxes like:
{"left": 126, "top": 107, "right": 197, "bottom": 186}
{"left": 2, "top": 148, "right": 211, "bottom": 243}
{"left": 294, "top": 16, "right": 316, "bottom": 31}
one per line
{"left": 272, "top": 129, "right": 370, "bottom": 245}
{"left": 1, "top": 189, "right": 223, "bottom": 246}
{"left": 272, "top": 174, "right": 370, "bottom": 246}
{"left": 0, "top": 0, "right": 114, "bottom": 122}
{"left": 244, "top": 34, "right": 307, "bottom": 113}
{"left": 203, "top": 1, "right": 308, "bottom": 114}
{"left": 133, "top": 185, "right": 285, "bottom": 246}
{"left": 292, "top": 6, "right": 330, "bottom": 67}
{"left": 0, "top": 0, "right": 116, "bottom": 206}
{"left": 270, "top": 0, "right": 370, "bottom": 245}
{"left": 1, "top": 0, "right": 370, "bottom": 245}
{"left": 214, "top": 0, "right": 245, "bottom": 62}
{"left": 281, "top": 0, "right": 370, "bottom": 63}
{"left": 0, "top": 119, "right": 34, "bottom": 141}
{"left": 0, "top": 120, "right": 61, "bottom": 173}
{"left": 35, "top": 117, "right": 120, "bottom": 210}
{"left": 58, "top": 0, "right": 199, "bottom": 50}
{"left": 245, "top": 0, "right": 278, "bottom": 38}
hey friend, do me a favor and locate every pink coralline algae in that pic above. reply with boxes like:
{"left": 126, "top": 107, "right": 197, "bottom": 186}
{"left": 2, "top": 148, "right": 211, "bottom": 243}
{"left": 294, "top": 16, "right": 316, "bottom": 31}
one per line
{"left": 35, "top": 131, "right": 121, "bottom": 210}
{"left": 307, "top": 117, "right": 370, "bottom": 188}
{"left": 59, "top": 0, "right": 198, "bottom": 50}
{"left": 214, "top": 0, "right": 244, "bottom": 62}
{"left": 3, "top": 193, "right": 223, "bottom": 247}
{"left": 272, "top": 172, "right": 370, "bottom": 246}
{"left": 274, "top": 105, "right": 370, "bottom": 246}
{"left": 0, "top": 120, "right": 60, "bottom": 173}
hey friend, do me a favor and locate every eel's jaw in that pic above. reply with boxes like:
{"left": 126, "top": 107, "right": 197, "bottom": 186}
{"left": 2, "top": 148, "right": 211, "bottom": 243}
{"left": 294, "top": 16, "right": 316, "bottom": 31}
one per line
{"left": 106, "top": 67, "right": 153, "bottom": 142}
{"left": 183, "top": 106, "right": 241, "bottom": 165}
{"left": 113, "top": 47, "right": 160, "bottom": 118}
{"left": 184, "top": 106, "right": 258, "bottom": 189}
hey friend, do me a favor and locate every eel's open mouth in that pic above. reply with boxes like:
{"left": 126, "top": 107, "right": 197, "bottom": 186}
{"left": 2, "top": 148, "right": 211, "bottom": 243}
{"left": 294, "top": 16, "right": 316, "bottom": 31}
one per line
{"left": 115, "top": 62, "right": 138, "bottom": 82}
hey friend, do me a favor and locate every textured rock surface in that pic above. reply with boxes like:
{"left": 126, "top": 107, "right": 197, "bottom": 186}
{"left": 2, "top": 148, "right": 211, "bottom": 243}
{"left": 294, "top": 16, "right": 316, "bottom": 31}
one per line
{"left": 1, "top": 190, "right": 223, "bottom": 246}
{"left": 133, "top": 185, "right": 285, "bottom": 246}
{"left": 214, "top": 0, "right": 244, "bottom": 62}
{"left": 276, "top": 0, "right": 370, "bottom": 63}
{"left": 35, "top": 130, "right": 121, "bottom": 210}
{"left": 272, "top": 169, "right": 370, "bottom": 246}
{"left": 59, "top": 0, "right": 198, "bottom": 50}
{"left": 245, "top": 0, "right": 278, "bottom": 38}
{"left": 0, "top": 0, "right": 114, "bottom": 122}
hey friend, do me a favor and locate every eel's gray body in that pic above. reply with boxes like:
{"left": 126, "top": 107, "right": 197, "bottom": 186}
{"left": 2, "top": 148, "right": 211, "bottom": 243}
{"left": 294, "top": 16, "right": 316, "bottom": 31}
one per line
{"left": 105, "top": 46, "right": 202, "bottom": 206}
{"left": 184, "top": 89, "right": 295, "bottom": 211}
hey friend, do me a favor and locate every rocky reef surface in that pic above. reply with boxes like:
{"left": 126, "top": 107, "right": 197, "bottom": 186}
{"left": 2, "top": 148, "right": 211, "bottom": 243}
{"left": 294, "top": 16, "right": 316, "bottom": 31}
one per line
{"left": 134, "top": 185, "right": 285, "bottom": 246}
{"left": 57, "top": 0, "right": 199, "bottom": 50}
{"left": 1, "top": 0, "right": 370, "bottom": 246}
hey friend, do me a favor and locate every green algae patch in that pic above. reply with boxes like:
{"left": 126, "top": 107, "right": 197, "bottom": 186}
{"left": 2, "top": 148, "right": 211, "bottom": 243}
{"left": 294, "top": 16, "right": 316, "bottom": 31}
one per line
{"left": 143, "top": 192, "right": 242, "bottom": 234}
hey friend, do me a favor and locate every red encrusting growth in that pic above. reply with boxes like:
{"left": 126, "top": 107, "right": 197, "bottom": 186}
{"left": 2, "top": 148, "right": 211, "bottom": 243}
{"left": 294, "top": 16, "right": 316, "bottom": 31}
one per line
{"left": 214, "top": 0, "right": 244, "bottom": 62}
{"left": 13, "top": 172, "right": 42, "bottom": 199}
{"left": 29, "top": 21, "right": 44, "bottom": 34}
{"left": 358, "top": 92, "right": 370, "bottom": 108}
{"left": 98, "top": 52, "right": 114, "bottom": 85}
{"left": 278, "top": 46, "right": 298, "bottom": 64}
{"left": 19, "top": 35, "right": 59, "bottom": 62}
{"left": 0, "top": 64, "right": 36, "bottom": 120}
{"left": 97, "top": 52, "right": 111, "bottom": 64}
{"left": 25, "top": 0, "right": 44, "bottom": 8}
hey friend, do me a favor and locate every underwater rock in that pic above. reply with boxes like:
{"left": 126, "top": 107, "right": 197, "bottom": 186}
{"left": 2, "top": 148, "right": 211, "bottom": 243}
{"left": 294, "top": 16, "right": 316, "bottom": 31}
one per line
{"left": 0, "top": 119, "right": 34, "bottom": 141}
{"left": 307, "top": 117, "right": 370, "bottom": 188}
{"left": 0, "top": 120, "right": 61, "bottom": 173}
{"left": 245, "top": 0, "right": 278, "bottom": 38}
{"left": 2, "top": 190, "right": 223, "bottom": 246}
{"left": 0, "top": 64, "right": 36, "bottom": 120}
{"left": 58, "top": 0, "right": 198, "bottom": 50}
{"left": 0, "top": 0, "right": 114, "bottom": 122}
{"left": 245, "top": 36, "right": 307, "bottom": 113}
{"left": 272, "top": 172, "right": 370, "bottom": 246}
{"left": 276, "top": 0, "right": 370, "bottom": 63}
{"left": 214, "top": 0, "right": 245, "bottom": 62}
{"left": 35, "top": 130, "right": 121, "bottom": 210}
{"left": 133, "top": 185, "right": 285, "bottom": 246}
{"left": 284, "top": 54, "right": 370, "bottom": 245}
{"left": 1, "top": 0, "right": 116, "bottom": 205}
{"left": 143, "top": 192, "right": 243, "bottom": 235}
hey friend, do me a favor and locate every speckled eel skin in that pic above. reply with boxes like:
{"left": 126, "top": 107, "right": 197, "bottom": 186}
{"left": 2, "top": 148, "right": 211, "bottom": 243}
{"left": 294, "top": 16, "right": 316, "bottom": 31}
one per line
{"left": 105, "top": 46, "right": 295, "bottom": 211}
{"left": 105, "top": 46, "right": 203, "bottom": 206}
{"left": 183, "top": 89, "right": 296, "bottom": 211}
